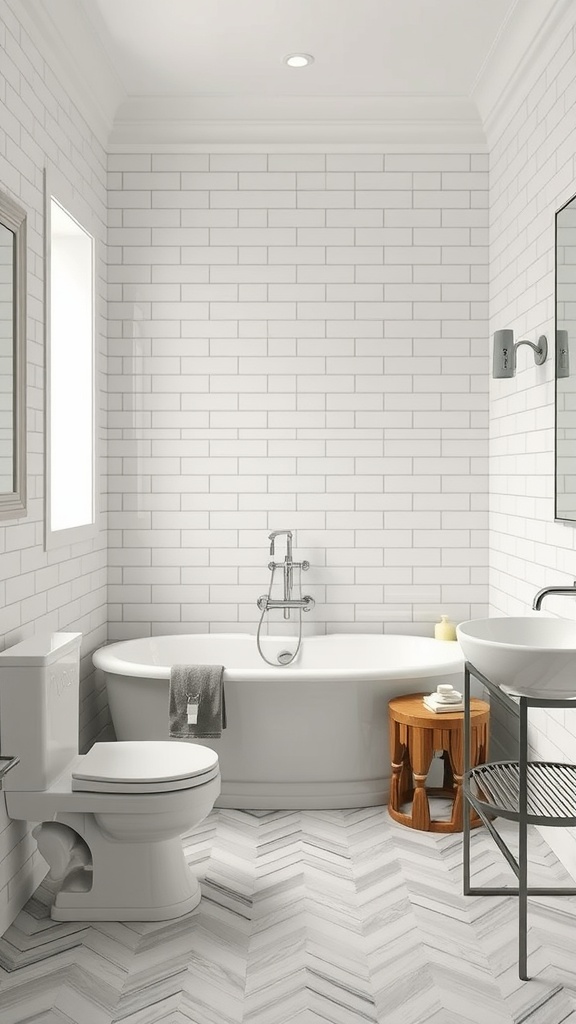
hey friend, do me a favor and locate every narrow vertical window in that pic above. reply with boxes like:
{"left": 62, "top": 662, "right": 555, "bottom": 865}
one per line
{"left": 46, "top": 176, "right": 96, "bottom": 547}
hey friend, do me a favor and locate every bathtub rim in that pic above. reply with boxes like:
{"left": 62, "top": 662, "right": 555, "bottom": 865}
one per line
{"left": 93, "top": 631, "right": 464, "bottom": 683}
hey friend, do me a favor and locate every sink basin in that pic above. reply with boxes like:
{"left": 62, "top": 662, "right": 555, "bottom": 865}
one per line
{"left": 456, "top": 616, "right": 576, "bottom": 699}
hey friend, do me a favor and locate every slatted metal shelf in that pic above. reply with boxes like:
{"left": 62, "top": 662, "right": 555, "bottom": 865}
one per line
{"left": 466, "top": 759, "right": 576, "bottom": 826}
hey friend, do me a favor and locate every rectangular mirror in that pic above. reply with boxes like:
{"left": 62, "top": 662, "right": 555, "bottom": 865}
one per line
{"left": 555, "top": 190, "right": 576, "bottom": 521}
{"left": 0, "top": 190, "right": 26, "bottom": 520}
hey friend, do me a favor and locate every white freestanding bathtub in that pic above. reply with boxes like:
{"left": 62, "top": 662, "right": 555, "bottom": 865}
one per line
{"left": 93, "top": 633, "right": 465, "bottom": 809}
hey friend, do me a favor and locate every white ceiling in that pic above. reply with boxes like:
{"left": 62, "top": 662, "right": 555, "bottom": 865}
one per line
{"left": 82, "top": 0, "right": 516, "bottom": 99}
{"left": 20, "top": 0, "right": 563, "bottom": 145}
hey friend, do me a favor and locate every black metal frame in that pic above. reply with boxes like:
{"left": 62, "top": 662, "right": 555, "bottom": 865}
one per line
{"left": 554, "top": 188, "right": 576, "bottom": 522}
{"left": 463, "top": 662, "right": 576, "bottom": 981}
{"left": 0, "top": 755, "right": 19, "bottom": 785}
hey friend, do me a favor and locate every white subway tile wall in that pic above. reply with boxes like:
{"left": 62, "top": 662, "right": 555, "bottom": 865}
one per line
{"left": 0, "top": 0, "right": 108, "bottom": 930}
{"left": 488, "top": 9, "right": 576, "bottom": 870}
{"left": 108, "top": 150, "right": 489, "bottom": 639}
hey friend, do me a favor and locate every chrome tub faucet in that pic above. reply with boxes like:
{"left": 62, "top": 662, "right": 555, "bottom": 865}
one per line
{"left": 257, "top": 530, "right": 314, "bottom": 620}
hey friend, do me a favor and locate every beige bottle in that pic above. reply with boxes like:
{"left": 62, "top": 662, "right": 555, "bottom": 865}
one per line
{"left": 434, "top": 614, "right": 457, "bottom": 641}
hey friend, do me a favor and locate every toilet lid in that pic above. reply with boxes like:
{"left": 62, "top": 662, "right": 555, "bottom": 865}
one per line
{"left": 71, "top": 741, "right": 219, "bottom": 794}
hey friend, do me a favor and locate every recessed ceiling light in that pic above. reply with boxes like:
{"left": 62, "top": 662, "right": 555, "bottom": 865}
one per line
{"left": 284, "top": 53, "right": 314, "bottom": 68}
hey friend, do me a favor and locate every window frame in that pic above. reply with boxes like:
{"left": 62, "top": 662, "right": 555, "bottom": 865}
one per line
{"left": 44, "top": 166, "right": 98, "bottom": 550}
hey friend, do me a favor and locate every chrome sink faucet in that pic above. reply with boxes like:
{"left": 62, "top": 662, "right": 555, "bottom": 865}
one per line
{"left": 532, "top": 580, "right": 576, "bottom": 610}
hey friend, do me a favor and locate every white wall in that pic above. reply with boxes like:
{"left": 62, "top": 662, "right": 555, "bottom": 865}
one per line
{"left": 488, "top": 4, "right": 576, "bottom": 868}
{"left": 107, "top": 150, "right": 489, "bottom": 638}
{"left": 0, "top": 0, "right": 108, "bottom": 932}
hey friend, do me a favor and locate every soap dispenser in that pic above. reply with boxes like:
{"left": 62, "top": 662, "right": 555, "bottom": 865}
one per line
{"left": 434, "top": 614, "right": 457, "bottom": 641}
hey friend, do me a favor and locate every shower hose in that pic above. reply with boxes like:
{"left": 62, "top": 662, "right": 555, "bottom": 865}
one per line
{"left": 256, "top": 562, "right": 303, "bottom": 667}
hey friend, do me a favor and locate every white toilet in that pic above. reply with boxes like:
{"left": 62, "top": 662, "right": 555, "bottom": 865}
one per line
{"left": 0, "top": 632, "right": 220, "bottom": 922}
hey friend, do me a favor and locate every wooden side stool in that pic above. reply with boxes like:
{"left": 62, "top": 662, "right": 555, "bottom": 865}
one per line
{"left": 388, "top": 692, "right": 489, "bottom": 833}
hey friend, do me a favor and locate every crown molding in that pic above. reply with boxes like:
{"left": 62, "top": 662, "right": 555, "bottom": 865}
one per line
{"left": 109, "top": 120, "right": 487, "bottom": 150}
{"left": 109, "top": 94, "right": 486, "bottom": 148}
{"left": 13, "top": 0, "right": 124, "bottom": 147}
{"left": 12, "top": 0, "right": 569, "bottom": 155}
{"left": 108, "top": 140, "right": 489, "bottom": 154}
{"left": 472, "top": 0, "right": 574, "bottom": 145}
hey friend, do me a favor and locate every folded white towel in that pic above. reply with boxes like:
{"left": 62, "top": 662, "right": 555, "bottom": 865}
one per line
{"left": 425, "top": 693, "right": 464, "bottom": 708}
{"left": 423, "top": 695, "right": 464, "bottom": 714}
{"left": 434, "top": 684, "right": 462, "bottom": 702}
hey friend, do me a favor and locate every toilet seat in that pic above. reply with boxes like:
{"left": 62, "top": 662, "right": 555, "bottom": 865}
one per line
{"left": 72, "top": 741, "right": 219, "bottom": 794}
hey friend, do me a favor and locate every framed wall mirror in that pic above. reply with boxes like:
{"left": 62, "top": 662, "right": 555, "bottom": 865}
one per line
{"left": 0, "top": 190, "right": 26, "bottom": 520}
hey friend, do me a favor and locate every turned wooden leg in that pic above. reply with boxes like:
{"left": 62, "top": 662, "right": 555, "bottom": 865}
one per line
{"left": 448, "top": 722, "right": 485, "bottom": 830}
{"left": 452, "top": 772, "right": 464, "bottom": 829}
{"left": 410, "top": 726, "right": 434, "bottom": 830}
{"left": 389, "top": 717, "right": 404, "bottom": 813}
{"left": 476, "top": 722, "right": 488, "bottom": 766}
{"left": 447, "top": 725, "right": 463, "bottom": 829}
{"left": 399, "top": 748, "right": 413, "bottom": 804}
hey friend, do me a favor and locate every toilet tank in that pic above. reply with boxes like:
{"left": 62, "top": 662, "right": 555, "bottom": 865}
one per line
{"left": 0, "top": 633, "right": 82, "bottom": 791}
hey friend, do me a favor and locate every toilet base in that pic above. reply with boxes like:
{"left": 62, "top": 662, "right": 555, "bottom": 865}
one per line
{"left": 51, "top": 882, "right": 201, "bottom": 922}
{"left": 51, "top": 811, "right": 204, "bottom": 923}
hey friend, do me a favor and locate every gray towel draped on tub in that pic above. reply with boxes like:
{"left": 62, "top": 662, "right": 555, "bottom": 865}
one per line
{"left": 169, "top": 664, "right": 226, "bottom": 739}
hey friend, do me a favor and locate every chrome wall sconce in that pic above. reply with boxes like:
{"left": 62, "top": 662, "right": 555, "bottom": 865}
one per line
{"left": 492, "top": 330, "right": 548, "bottom": 378}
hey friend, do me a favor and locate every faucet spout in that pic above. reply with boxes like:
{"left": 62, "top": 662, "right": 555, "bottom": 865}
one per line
{"left": 532, "top": 580, "right": 576, "bottom": 610}
{"left": 268, "top": 529, "right": 293, "bottom": 559}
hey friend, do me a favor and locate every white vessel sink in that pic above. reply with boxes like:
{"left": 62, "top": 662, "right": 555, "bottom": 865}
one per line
{"left": 456, "top": 616, "right": 576, "bottom": 699}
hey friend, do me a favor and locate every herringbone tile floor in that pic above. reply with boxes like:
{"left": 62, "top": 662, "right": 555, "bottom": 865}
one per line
{"left": 1, "top": 808, "right": 576, "bottom": 1023}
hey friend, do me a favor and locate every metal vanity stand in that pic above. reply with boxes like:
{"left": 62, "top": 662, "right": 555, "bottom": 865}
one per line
{"left": 463, "top": 662, "right": 576, "bottom": 981}
{"left": 0, "top": 755, "right": 20, "bottom": 787}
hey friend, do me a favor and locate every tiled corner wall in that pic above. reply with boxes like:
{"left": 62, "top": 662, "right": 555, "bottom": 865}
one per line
{"left": 107, "top": 149, "right": 489, "bottom": 639}
{"left": 488, "top": 7, "right": 576, "bottom": 869}
{"left": 0, "top": 0, "right": 108, "bottom": 932}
